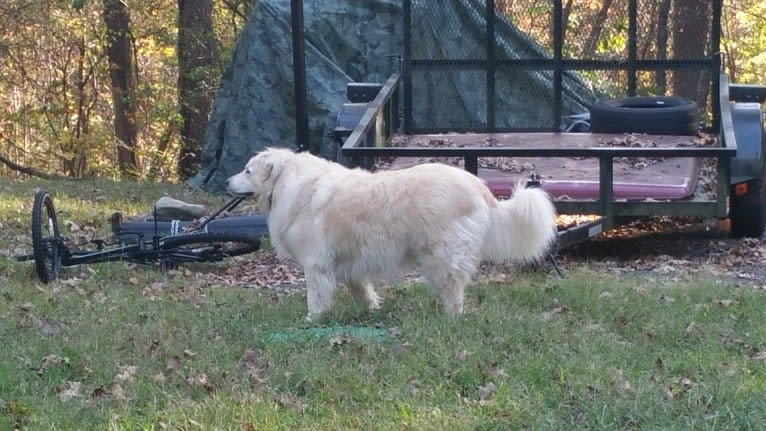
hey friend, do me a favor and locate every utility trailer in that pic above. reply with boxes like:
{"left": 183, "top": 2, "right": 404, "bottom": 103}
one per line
{"left": 336, "top": 73, "right": 766, "bottom": 248}
{"left": 333, "top": 0, "right": 766, "bottom": 248}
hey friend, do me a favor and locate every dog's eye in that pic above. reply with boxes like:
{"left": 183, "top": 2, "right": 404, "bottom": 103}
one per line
{"left": 245, "top": 168, "right": 251, "bottom": 174}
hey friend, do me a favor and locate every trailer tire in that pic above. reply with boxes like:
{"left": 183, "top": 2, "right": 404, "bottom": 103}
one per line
{"left": 589, "top": 96, "right": 699, "bottom": 135}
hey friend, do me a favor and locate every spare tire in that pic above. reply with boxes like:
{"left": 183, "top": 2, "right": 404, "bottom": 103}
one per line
{"left": 589, "top": 96, "right": 699, "bottom": 135}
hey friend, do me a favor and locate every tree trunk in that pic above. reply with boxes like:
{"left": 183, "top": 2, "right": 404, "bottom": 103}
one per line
{"left": 103, "top": 0, "right": 140, "bottom": 178}
{"left": 561, "top": 0, "right": 573, "bottom": 43}
{"left": 582, "top": 0, "right": 613, "bottom": 57}
{"left": 721, "top": 9, "right": 737, "bottom": 82}
{"left": 148, "top": 119, "right": 178, "bottom": 181}
{"left": 177, "top": 0, "right": 217, "bottom": 180}
{"left": 654, "top": 0, "right": 672, "bottom": 93}
{"left": 72, "top": 36, "right": 89, "bottom": 177}
{"left": 671, "top": 0, "right": 710, "bottom": 105}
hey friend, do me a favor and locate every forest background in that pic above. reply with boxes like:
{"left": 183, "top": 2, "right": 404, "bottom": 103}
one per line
{"left": 0, "top": 0, "right": 764, "bottom": 183}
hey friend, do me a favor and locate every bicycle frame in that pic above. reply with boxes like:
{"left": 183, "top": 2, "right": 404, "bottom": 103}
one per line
{"left": 18, "top": 192, "right": 262, "bottom": 283}
{"left": 67, "top": 194, "right": 253, "bottom": 266}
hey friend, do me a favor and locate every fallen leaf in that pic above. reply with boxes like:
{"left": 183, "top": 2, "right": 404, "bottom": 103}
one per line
{"left": 36, "top": 354, "right": 70, "bottom": 376}
{"left": 91, "top": 386, "right": 110, "bottom": 399}
{"left": 329, "top": 333, "right": 354, "bottom": 347}
{"left": 115, "top": 365, "right": 137, "bottom": 382}
{"left": 541, "top": 306, "right": 569, "bottom": 320}
{"left": 146, "top": 339, "right": 161, "bottom": 356}
{"left": 187, "top": 370, "right": 215, "bottom": 393}
{"left": 57, "top": 381, "right": 81, "bottom": 401}
{"left": 241, "top": 348, "right": 269, "bottom": 387}
{"left": 659, "top": 294, "right": 675, "bottom": 303}
{"left": 610, "top": 369, "right": 635, "bottom": 397}
{"left": 166, "top": 356, "right": 181, "bottom": 373}
{"left": 477, "top": 382, "right": 496, "bottom": 401}
{"left": 37, "top": 316, "right": 60, "bottom": 336}
{"left": 680, "top": 378, "right": 695, "bottom": 390}
{"left": 110, "top": 383, "right": 129, "bottom": 401}
{"left": 715, "top": 299, "right": 734, "bottom": 308}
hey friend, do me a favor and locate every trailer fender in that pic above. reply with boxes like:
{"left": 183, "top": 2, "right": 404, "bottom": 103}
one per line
{"left": 729, "top": 101, "right": 766, "bottom": 238}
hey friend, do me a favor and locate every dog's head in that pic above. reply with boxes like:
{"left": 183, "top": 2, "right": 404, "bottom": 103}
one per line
{"left": 227, "top": 148, "right": 291, "bottom": 208}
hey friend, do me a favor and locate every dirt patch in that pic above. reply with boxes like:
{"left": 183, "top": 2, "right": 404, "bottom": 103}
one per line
{"left": 555, "top": 217, "right": 766, "bottom": 286}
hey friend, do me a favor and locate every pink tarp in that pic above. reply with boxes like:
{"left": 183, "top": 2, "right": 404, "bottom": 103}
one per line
{"left": 387, "top": 132, "right": 706, "bottom": 201}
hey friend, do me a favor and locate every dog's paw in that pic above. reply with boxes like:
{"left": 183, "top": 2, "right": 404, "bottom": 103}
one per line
{"left": 367, "top": 292, "right": 382, "bottom": 310}
{"left": 443, "top": 302, "right": 465, "bottom": 316}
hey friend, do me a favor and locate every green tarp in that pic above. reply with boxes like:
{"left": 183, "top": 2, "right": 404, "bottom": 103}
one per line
{"left": 190, "top": 0, "right": 594, "bottom": 192}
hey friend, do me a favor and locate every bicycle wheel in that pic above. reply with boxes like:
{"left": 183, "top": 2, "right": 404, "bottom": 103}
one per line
{"left": 31, "top": 191, "right": 62, "bottom": 283}
{"left": 159, "top": 232, "right": 260, "bottom": 263}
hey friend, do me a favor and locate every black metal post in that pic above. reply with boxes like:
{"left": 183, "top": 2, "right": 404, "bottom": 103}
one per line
{"left": 711, "top": 0, "right": 723, "bottom": 131}
{"left": 291, "top": 0, "right": 310, "bottom": 152}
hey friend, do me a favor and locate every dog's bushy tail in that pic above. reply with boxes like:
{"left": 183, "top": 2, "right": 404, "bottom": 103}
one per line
{"left": 483, "top": 183, "right": 557, "bottom": 263}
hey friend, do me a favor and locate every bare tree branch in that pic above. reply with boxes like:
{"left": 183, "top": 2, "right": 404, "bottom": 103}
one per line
{"left": 220, "top": 0, "right": 248, "bottom": 21}
{"left": 0, "top": 150, "right": 72, "bottom": 181}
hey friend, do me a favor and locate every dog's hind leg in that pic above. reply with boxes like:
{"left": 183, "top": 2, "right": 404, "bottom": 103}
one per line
{"left": 422, "top": 267, "right": 471, "bottom": 316}
{"left": 421, "top": 251, "right": 477, "bottom": 316}
{"left": 347, "top": 280, "right": 381, "bottom": 311}
{"left": 437, "top": 274, "right": 469, "bottom": 316}
{"left": 305, "top": 267, "right": 338, "bottom": 321}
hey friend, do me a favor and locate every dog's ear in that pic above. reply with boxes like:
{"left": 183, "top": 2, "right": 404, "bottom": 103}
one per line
{"left": 255, "top": 151, "right": 283, "bottom": 186}
{"left": 260, "top": 163, "right": 274, "bottom": 182}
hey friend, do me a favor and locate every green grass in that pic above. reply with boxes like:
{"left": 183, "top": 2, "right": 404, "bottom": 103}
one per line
{"left": 2, "top": 177, "right": 766, "bottom": 430}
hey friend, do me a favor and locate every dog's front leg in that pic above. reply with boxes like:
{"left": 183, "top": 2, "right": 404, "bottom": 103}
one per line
{"left": 347, "top": 280, "right": 381, "bottom": 311}
{"left": 304, "top": 267, "right": 338, "bottom": 321}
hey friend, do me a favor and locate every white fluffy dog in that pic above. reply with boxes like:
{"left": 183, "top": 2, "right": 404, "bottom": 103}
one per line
{"left": 228, "top": 148, "right": 557, "bottom": 320}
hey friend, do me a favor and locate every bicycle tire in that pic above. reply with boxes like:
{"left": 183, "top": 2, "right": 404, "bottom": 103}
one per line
{"left": 31, "top": 191, "right": 62, "bottom": 283}
{"left": 159, "top": 232, "right": 260, "bottom": 263}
